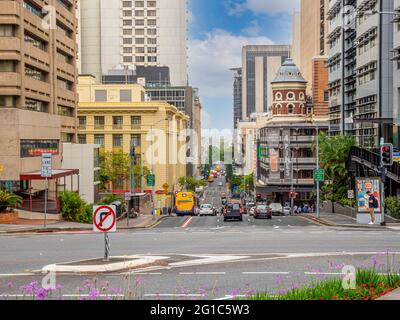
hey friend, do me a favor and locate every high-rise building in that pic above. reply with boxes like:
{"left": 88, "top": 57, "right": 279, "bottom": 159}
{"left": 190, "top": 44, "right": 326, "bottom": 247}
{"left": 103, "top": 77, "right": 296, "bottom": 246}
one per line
{"left": 230, "top": 67, "right": 242, "bottom": 128}
{"left": 291, "top": 11, "right": 301, "bottom": 67}
{"left": 312, "top": 56, "right": 329, "bottom": 117}
{"left": 0, "top": 0, "right": 78, "bottom": 185}
{"left": 393, "top": 0, "right": 400, "bottom": 149}
{"left": 327, "top": 0, "right": 394, "bottom": 148}
{"left": 79, "top": 0, "right": 188, "bottom": 86}
{"left": 241, "top": 45, "right": 290, "bottom": 120}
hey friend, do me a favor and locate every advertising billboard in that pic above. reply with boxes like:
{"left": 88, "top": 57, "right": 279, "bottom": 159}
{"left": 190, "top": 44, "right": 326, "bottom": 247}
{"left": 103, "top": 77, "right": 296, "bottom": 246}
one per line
{"left": 356, "top": 178, "right": 381, "bottom": 214}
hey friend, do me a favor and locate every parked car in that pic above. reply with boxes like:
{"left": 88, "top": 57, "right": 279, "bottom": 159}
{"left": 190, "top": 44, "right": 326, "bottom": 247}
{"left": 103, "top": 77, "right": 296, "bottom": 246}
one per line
{"left": 269, "top": 203, "right": 283, "bottom": 216}
{"left": 223, "top": 203, "right": 243, "bottom": 221}
{"left": 199, "top": 204, "right": 215, "bottom": 216}
{"left": 254, "top": 204, "right": 272, "bottom": 219}
{"left": 283, "top": 206, "right": 291, "bottom": 216}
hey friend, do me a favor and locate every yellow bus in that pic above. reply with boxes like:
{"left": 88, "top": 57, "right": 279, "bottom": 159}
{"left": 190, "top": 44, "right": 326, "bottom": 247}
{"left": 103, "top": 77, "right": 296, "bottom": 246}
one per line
{"left": 175, "top": 192, "right": 198, "bottom": 216}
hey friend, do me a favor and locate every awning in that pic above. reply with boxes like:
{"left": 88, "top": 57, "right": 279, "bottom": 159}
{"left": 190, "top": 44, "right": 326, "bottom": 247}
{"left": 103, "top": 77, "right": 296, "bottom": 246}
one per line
{"left": 20, "top": 169, "right": 79, "bottom": 180}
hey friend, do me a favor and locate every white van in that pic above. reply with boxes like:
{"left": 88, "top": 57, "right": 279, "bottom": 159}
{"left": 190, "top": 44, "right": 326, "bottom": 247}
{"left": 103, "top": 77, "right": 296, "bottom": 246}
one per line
{"left": 269, "top": 203, "right": 283, "bottom": 216}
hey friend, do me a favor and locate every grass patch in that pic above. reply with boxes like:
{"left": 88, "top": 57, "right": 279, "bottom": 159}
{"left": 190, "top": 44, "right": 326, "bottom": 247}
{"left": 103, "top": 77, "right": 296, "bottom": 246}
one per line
{"left": 250, "top": 269, "right": 400, "bottom": 300}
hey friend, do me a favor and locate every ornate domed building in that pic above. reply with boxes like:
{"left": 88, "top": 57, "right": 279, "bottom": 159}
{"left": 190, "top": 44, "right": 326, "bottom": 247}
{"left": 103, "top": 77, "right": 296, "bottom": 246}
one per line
{"left": 270, "top": 58, "right": 308, "bottom": 117}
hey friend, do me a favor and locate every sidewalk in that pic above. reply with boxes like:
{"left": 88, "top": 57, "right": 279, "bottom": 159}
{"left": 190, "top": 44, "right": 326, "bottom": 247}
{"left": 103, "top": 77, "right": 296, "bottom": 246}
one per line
{"left": 0, "top": 215, "right": 164, "bottom": 234}
{"left": 302, "top": 211, "right": 399, "bottom": 229}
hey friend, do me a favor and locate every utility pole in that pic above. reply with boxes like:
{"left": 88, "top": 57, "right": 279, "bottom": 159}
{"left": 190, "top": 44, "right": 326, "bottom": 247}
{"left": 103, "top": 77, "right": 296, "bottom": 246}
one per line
{"left": 316, "top": 126, "right": 320, "bottom": 219}
{"left": 150, "top": 125, "right": 155, "bottom": 219}
{"left": 128, "top": 143, "right": 135, "bottom": 226}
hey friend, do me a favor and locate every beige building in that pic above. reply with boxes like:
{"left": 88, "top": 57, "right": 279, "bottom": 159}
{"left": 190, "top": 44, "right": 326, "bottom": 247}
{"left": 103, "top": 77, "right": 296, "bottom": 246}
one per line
{"left": 0, "top": 0, "right": 78, "bottom": 186}
{"left": 297, "top": 0, "right": 329, "bottom": 94}
{"left": 77, "top": 75, "right": 189, "bottom": 193}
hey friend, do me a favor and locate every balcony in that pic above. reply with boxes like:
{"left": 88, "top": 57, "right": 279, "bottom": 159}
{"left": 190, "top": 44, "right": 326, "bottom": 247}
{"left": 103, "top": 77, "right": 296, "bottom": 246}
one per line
{"left": 0, "top": 37, "right": 20, "bottom": 59}
{"left": 94, "top": 124, "right": 105, "bottom": 130}
{"left": 25, "top": 78, "right": 51, "bottom": 97}
{"left": 113, "top": 124, "right": 123, "bottom": 130}
{"left": 0, "top": 1, "right": 20, "bottom": 24}
{"left": 0, "top": 72, "right": 21, "bottom": 88}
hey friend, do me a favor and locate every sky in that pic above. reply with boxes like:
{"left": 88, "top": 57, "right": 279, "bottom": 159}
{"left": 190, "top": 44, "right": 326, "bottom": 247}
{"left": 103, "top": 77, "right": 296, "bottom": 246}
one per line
{"left": 187, "top": 0, "right": 300, "bottom": 131}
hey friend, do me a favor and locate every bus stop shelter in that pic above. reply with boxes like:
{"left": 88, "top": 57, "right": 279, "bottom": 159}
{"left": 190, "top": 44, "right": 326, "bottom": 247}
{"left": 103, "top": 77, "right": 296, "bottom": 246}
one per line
{"left": 20, "top": 169, "right": 80, "bottom": 213}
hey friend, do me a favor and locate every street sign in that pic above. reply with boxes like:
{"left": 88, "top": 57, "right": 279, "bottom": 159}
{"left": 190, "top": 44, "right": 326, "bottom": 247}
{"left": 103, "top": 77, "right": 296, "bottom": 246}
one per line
{"left": 146, "top": 174, "right": 155, "bottom": 187}
{"left": 348, "top": 190, "right": 355, "bottom": 199}
{"left": 314, "top": 169, "right": 325, "bottom": 182}
{"left": 93, "top": 205, "right": 117, "bottom": 233}
{"left": 124, "top": 192, "right": 131, "bottom": 201}
{"left": 393, "top": 152, "right": 400, "bottom": 162}
{"left": 41, "top": 153, "right": 52, "bottom": 178}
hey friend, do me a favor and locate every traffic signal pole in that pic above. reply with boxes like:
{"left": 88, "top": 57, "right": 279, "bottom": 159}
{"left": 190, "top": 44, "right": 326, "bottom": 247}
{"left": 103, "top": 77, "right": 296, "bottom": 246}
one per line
{"left": 316, "top": 126, "right": 320, "bottom": 219}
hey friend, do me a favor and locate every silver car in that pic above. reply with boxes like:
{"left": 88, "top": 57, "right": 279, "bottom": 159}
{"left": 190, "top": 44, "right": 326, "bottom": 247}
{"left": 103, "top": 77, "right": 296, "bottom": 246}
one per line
{"left": 199, "top": 204, "right": 215, "bottom": 216}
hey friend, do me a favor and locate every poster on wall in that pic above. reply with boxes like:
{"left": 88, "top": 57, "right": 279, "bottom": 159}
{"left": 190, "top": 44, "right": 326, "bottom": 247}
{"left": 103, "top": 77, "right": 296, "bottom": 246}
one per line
{"left": 356, "top": 178, "right": 382, "bottom": 224}
{"left": 356, "top": 178, "right": 381, "bottom": 213}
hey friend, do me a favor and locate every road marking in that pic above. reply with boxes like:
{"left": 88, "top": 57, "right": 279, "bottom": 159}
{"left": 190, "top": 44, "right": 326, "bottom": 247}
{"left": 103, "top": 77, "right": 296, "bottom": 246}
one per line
{"left": 215, "top": 295, "right": 246, "bottom": 300}
{"left": 181, "top": 217, "right": 193, "bottom": 229}
{"left": 196, "top": 272, "right": 226, "bottom": 275}
{"left": 242, "top": 271, "right": 290, "bottom": 275}
{"left": 0, "top": 294, "right": 125, "bottom": 298}
{"left": 145, "top": 293, "right": 206, "bottom": 297}
{"left": 0, "top": 273, "right": 36, "bottom": 277}
{"left": 134, "top": 272, "right": 163, "bottom": 275}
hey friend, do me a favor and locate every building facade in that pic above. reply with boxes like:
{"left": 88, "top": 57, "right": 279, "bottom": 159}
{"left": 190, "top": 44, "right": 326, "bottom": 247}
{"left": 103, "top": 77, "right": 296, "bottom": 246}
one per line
{"left": 0, "top": 0, "right": 78, "bottom": 187}
{"left": 312, "top": 56, "right": 329, "bottom": 117}
{"left": 79, "top": 0, "right": 188, "bottom": 86}
{"left": 231, "top": 67, "right": 242, "bottom": 129}
{"left": 241, "top": 45, "right": 290, "bottom": 120}
{"left": 327, "top": 0, "right": 394, "bottom": 148}
{"left": 393, "top": 0, "right": 400, "bottom": 149}
{"left": 257, "top": 59, "right": 329, "bottom": 204}
{"left": 77, "top": 75, "right": 188, "bottom": 192}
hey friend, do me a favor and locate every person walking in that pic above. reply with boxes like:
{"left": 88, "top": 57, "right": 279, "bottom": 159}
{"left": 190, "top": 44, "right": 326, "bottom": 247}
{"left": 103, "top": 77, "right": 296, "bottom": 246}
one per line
{"left": 366, "top": 191, "right": 377, "bottom": 225}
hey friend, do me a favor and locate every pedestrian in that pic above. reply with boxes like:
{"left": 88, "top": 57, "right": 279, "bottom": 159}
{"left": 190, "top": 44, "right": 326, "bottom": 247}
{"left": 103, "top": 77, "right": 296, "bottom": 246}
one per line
{"left": 366, "top": 191, "right": 378, "bottom": 225}
{"left": 168, "top": 206, "right": 172, "bottom": 216}
{"left": 293, "top": 205, "right": 298, "bottom": 215}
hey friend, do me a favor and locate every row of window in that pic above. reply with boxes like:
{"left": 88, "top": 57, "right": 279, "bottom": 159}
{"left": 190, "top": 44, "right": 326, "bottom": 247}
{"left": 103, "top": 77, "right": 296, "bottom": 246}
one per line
{"left": 123, "top": 28, "right": 157, "bottom": 36}
{"left": 123, "top": 46, "right": 157, "bottom": 53}
{"left": 79, "top": 116, "right": 142, "bottom": 127}
{"left": 123, "top": 19, "right": 157, "bottom": 26}
{"left": 123, "top": 37, "right": 157, "bottom": 44}
{"left": 123, "top": 9, "right": 157, "bottom": 17}
{"left": 123, "top": 55, "right": 157, "bottom": 63}
{"left": 78, "top": 134, "right": 141, "bottom": 147}
{"left": 122, "top": 1, "right": 157, "bottom": 8}
{"left": 275, "top": 92, "right": 305, "bottom": 102}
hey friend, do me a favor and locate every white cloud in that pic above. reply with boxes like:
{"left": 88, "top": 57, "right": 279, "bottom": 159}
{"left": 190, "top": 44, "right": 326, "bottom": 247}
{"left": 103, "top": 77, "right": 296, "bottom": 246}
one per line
{"left": 188, "top": 29, "right": 274, "bottom": 99}
{"left": 241, "top": 20, "right": 261, "bottom": 37}
{"left": 226, "top": 0, "right": 300, "bottom": 16}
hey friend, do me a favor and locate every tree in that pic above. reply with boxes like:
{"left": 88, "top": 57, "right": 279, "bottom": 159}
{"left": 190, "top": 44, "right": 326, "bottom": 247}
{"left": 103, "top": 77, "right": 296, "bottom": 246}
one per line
{"left": 312, "top": 133, "right": 356, "bottom": 212}
{"left": 178, "top": 177, "right": 206, "bottom": 192}
{"left": 99, "top": 150, "right": 150, "bottom": 191}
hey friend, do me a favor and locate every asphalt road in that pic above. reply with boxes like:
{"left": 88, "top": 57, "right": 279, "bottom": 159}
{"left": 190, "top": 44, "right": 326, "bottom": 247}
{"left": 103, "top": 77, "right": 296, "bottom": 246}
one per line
{"left": 1, "top": 174, "right": 400, "bottom": 300}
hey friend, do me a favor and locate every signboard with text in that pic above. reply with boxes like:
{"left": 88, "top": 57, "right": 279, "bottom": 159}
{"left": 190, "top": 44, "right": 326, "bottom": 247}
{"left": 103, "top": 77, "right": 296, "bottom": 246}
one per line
{"left": 93, "top": 205, "right": 117, "bottom": 233}
{"left": 41, "top": 153, "right": 52, "bottom": 178}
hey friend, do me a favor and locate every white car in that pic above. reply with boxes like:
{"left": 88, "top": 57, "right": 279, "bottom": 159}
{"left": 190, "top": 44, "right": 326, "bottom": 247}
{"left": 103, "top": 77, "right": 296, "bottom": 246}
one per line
{"left": 283, "top": 206, "right": 291, "bottom": 216}
{"left": 199, "top": 204, "right": 215, "bottom": 216}
{"left": 269, "top": 203, "right": 283, "bottom": 216}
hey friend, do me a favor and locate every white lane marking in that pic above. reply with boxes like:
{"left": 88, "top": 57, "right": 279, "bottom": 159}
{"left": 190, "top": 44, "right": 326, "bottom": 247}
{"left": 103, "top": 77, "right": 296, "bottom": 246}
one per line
{"left": 196, "top": 272, "right": 226, "bottom": 275}
{"left": 179, "top": 272, "right": 195, "bottom": 275}
{"left": 134, "top": 272, "right": 163, "bottom": 275}
{"left": 215, "top": 295, "right": 246, "bottom": 300}
{"left": 145, "top": 293, "right": 206, "bottom": 297}
{"left": 181, "top": 217, "right": 193, "bottom": 229}
{"left": 242, "top": 271, "right": 290, "bottom": 275}
{"left": 0, "top": 294, "right": 125, "bottom": 298}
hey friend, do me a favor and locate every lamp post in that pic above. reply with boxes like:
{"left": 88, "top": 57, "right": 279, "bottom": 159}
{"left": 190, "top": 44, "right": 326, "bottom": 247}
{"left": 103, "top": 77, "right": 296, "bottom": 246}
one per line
{"left": 128, "top": 143, "right": 135, "bottom": 227}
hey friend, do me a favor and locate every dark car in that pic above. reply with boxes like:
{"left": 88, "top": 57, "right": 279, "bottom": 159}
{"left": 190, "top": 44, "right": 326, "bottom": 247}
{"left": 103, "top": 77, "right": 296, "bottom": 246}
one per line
{"left": 223, "top": 203, "right": 243, "bottom": 221}
{"left": 254, "top": 204, "right": 272, "bottom": 219}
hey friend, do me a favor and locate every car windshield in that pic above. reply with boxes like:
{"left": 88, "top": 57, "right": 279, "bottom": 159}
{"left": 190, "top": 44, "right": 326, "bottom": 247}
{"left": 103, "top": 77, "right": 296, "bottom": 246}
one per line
{"left": 232, "top": 204, "right": 240, "bottom": 210}
{"left": 201, "top": 204, "right": 212, "bottom": 209}
{"left": 270, "top": 203, "right": 282, "bottom": 208}
{"left": 257, "top": 205, "right": 268, "bottom": 210}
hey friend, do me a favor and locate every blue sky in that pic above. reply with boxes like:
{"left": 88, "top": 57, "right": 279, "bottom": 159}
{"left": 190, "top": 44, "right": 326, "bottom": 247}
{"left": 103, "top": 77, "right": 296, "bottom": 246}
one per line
{"left": 187, "top": 0, "right": 299, "bottom": 130}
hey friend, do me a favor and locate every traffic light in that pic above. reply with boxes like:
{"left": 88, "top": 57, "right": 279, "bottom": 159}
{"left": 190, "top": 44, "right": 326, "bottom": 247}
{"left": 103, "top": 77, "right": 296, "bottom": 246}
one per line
{"left": 289, "top": 191, "right": 295, "bottom": 199}
{"left": 256, "top": 194, "right": 262, "bottom": 201}
{"left": 381, "top": 143, "right": 393, "bottom": 166}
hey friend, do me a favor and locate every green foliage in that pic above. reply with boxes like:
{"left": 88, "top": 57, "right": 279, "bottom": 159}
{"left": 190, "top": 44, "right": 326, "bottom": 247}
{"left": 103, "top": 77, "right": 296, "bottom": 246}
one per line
{"left": 99, "top": 150, "right": 150, "bottom": 191}
{"left": 59, "top": 191, "right": 92, "bottom": 224}
{"left": 98, "top": 194, "right": 121, "bottom": 205}
{"left": 385, "top": 197, "right": 400, "bottom": 219}
{"left": 251, "top": 269, "right": 400, "bottom": 300}
{"left": 0, "top": 190, "right": 23, "bottom": 212}
{"left": 313, "top": 133, "right": 356, "bottom": 207}
{"left": 178, "top": 177, "right": 206, "bottom": 192}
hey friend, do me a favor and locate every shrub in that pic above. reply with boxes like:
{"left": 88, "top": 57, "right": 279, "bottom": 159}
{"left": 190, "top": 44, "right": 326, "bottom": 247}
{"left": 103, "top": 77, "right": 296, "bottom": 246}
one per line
{"left": 385, "top": 197, "right": 400, "bottom": 219}
{"left": 99, "top": 194, "right": 121, "bottom": 205}
{"left": 59, "top": 191, "right": 92, "bottom": 223}
{"left": 0, "top": 190, "right": 23, "bottom": 212}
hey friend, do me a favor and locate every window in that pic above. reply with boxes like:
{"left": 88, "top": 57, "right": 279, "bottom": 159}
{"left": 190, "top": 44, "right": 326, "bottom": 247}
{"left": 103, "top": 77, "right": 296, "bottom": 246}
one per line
{"left": 123, "top": 38, "right": 132, "bottom": 44}
{"left": 147, "top": 19, "right": 157, "bottom": 26}
{"left": 20, "top": 140, "right": 59, "bottom": 158}
{"left": 147, "top": 10, "right": 157, "bottom": 17}
{"left": 56, "top": 22, "right": 72, "bottom": 38}
{"left": 0, "top": 96, "right": 15, "bottom": 107}
{"left": 78, "top": 135, "right": 86, "bottom": 144}
{"left": 0, "top": 25, "right": 15, "bottom": 37}
{"left": 131, "top": 134, "right": 141, "bottom": 146}
{"left": 123, "top": 29, "right": 132, "bottom": 35}
{"left": 135, "top": 19, "right": 144, "bottom": 26}
{"left": 113, "top": 134, "right": 123, "bottom": 147}
{"left": 123, "top": 20, "right": 132, "bottom": 26}
{"left": 135, "top": 1, "right": 144, "bottom": 7}
{"left": 147, "top": 38, "right": 157, "bottom": 45}
{"left": 135, "top": 28, "right": 144, "bottom": 35}
{"left": 147, "top": 29, "right": 157, "bottom": 35}
{"left": 78, "top": 116, "right": 86, "bottom": 129}
{"left": 287, "top": 92, "right": 295, "bottom": 101}
{"left": 57, "top": 77, "right": 73, "bottom": 90}
{"left": 299, "top": 92, "right": 305, "bottom": 101}
{"left": 147, "top": 1, "right": 156, "bottom": 7}
{"left": 58, "top": 105, "right": 74, "bottom": 116}
{"left": 57, "top": 0, "right": 72, "bottom": 10}
{"left": 288, "top": 104, "right": 294, "bottom": 114}
{"left": 123, "top": 56, "right": 133, "bottom": 63}
{"left": 25, "top": 64, "right": 46, "bottom": 81}
{"left": 136, "top": 56, "right": 145, "bottom": 62}
{"left": 57, "top": 49, "right": 71, "bottom": 63}
{"left": 94, "top": 116, "right": 105, "bottom": 129}
{"left": 148, "top": 56, "right": 157, "bottom": 62}
{"left": 23, "top": 1, "right": 44, "bottom": 18}
{"left": 135, "top": 10, "right": 144, "bottom": 17}
{"left": 94, "top": 134, "right": 104, "bottom": 146}
{"left": 135, "top": 38, "right": 144, "bottom": 44}
{"left": 275, "top": 92, "right": 282, "bottom": 101}
{"left": 120, "top": 90, "right": 132, "bottom": 102}
{"left": 113, "top": 116, "right": 123, "bottom": 129}
{"left": 123, "top": 47, "right": 132, "bottom": 53}
{"left": 123, "top": 1, "right": 132, "bottom": 7}
{"left": 135, "top": 47, "right": 145, "bottom": 53}
{"left": 25, "top": 98, "right": 48, "bottom": 112}
{"left": 123, "top": 10, "right": 132, "bottom": 16}
{"left": 95, "top": 90, "right": 107, "bottom": 102}
{"left": 131, "top": 116, "right": 141, "bottom": 128}
{"left": 148, "top": 47, "right": 157, "bottom": 53}
{"left": 0, "top": 61, "right": 16, "bottom": 72}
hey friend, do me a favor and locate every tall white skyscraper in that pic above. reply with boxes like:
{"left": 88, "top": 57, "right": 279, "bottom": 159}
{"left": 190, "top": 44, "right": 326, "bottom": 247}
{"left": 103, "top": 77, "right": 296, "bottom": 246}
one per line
{"left": 79, "top": 0, "right": 188, "bottom": 86}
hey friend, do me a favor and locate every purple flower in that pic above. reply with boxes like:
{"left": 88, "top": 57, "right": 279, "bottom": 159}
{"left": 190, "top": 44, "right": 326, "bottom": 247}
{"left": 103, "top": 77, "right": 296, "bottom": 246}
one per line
{"left": 83, "top": 280, "right": 92, "bottom": 289}
{"left": 278, "top": 288, "right": 288, "bottom": 295}
{"left": 230, "top": 288, "right": 241, "bottom": 297}
{"left": 111, "top": 288, "right": 122, "bottom": 295}
{"left": 35, "top": 288, "right": 48, "bottom": 300}
{"left": 291, "top": 283, "right": 300, "bottom": 290}
{"left": 89, "top": 288, "right": 100, "bottom": 300}
{"left": 6, "top": 282, "right": 13, "bottom": 289}
{"left": 56, "top": 284, "right": 64, "bottom": 290}
{"left": 20, "top": 281, "right": 39, "bottom": 295}
{"left": 275, "top": 275, "right": 283, "bottom": 286}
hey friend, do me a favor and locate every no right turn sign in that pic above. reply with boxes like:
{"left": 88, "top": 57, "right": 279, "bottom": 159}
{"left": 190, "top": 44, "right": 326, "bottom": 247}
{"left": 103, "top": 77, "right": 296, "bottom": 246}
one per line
{"left": 93, "top": 205, "right": 117, "bottom": 233}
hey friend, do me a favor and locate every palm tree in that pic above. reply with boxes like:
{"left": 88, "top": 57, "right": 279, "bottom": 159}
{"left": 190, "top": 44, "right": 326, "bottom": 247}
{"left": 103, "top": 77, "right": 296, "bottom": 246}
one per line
{"left": 0, "top": 190, "right": 23, "bottom": 212}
